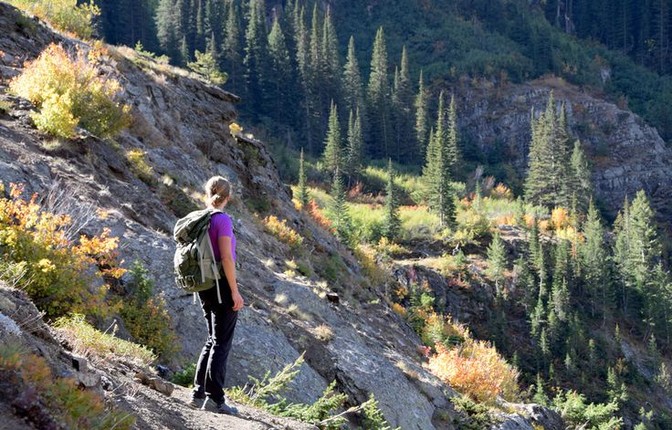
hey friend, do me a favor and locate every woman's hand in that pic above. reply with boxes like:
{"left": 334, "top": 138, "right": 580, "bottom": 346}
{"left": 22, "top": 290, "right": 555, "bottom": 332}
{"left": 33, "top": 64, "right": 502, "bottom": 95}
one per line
{"left": 232, "top": 290, "right": 244, "bottom": 311}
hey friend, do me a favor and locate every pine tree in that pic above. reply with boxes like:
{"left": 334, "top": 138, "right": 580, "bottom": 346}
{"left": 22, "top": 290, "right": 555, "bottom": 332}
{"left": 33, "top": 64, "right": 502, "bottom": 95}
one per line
{"left": 367, "top": 27, "right": 391, "bottom": 159}
{"left": 487, "top": 230, "right": 508, "bottom": 291}
{"left": 392, "top": 46, "right": 415, "bottom": 162}
{"left": 423, "top": 91, "right": 455, "bottom": 227}
{"left": 343, "top": 36, "right": 364, "bottom": 115}
{"left": 243, "top": 0, "right": 268, "bottom": 117}
{"left": 446, "top": 94, "right": 460, "bottom": 177}
{"left": 414, "top": 70, "right": 429, "bottom": 161}
{"left": 382, "top": 159, "right": 401, "bottom": 241}
{"left": 321, "top": 6, "right": 341, "bottom": 109}
{"left": 322, "top": 101, "right": 342, "bottom": 174}
{"left": 267, "top": 13, "right": 292, "bottom": 122}
{"left": 345, "top": 108, "right": 364, "bottom": 177}
{"left": 581, "top": 200, "right": 611, "bottom": 319}
{"left": 525, "top": 94, "right": 573, "bottom": 208}
{"left": 569, "top": 140, "right": 592, "bottom": 213}
{"left": 330, "top": 168, "right": 352, "bottom": 243}
{"left": 297, "top": 148, "right": 309, "bottom": 208}
{"left": 157, "top": 0, "right": 181, "bottom": 61}
{"left": 221, "top": 1, "right": 242, "bottom": 95}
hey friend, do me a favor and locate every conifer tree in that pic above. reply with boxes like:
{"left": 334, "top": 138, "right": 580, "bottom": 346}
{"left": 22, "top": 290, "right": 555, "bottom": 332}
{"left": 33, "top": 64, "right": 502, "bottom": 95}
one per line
{"left": 321, "top": 7, "right": 341, "bottom": 109}
{"left": 525, "top": 94, "right": 573, "bottom": 208}
{"left": 414, "top": 70, "right": 429, "bottom": 161}
{"left": 297, "top": 148, "right": 309, "bottom": 208}
{"left": 367, "top": 27, "right": 391, "bottom": 159}
{"left": 423, "top": 91, "right": 455, "bottom": 227}
{"left": 581, "top": 200, "right": 611, "bottom": 319}
{"left": 343, "top": 36, "right": 364, "bottom": 115}
{"left": 392, "top": 46, "right": 414, "bottom": 162}
{"left": 345, "top": 108, "right": 364, "bottom": 177}
{"left": 330, "top": 168, "right": 352, "bottom": 243}
{"left": 221, "top": 1, "right": 242, "bottom": 95}
{"left": 157, "top": 0, "right": 180, "bottom": 61}
{"left": 614, "top": 190, "right": 661, "bottom": 316}
{"left": 446, "top": 94, "right": 460, "bottom": 177}
{"left": 322, "top": 101, "right": 342, "bottom": 173}
{"left": 267, "top": 14, "right": 292, "bottom": 121}
{"left": 569, "top": 140, "right": 592, "bottom": 213}
{"left": 243, "top": 0, "right": 268, "bottom": 117}
{"left": 382, "top": 159, "right": 401, "bottom": 241}
{"left": 487, "top": 230, "right": 507, "bottom": 290}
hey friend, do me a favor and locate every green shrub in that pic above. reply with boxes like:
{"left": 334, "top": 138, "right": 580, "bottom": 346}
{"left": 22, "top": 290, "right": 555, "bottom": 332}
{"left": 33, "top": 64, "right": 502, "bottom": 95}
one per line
{"left": 10, "top": 43, "right": 130, "bottom": 139}
{"left": 226, "top": 354, "right": 348, "bottom": 428}
{"left": 172, "top": 363, "right": 196, "bottom": 387}
{"left": 7, "top": 0, "right": 99, "bottom": 39}
{"left": 551, "top": 390, "right": 623, "bottom": 430}
{"left": 115, "top": 260, "right": 178, "bottom": 359}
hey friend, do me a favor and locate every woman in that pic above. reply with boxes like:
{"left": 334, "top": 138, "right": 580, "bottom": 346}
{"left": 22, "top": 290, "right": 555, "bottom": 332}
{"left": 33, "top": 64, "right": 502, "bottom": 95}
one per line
{"left": 190, "top": 176, "right": 244, "bottom": 415}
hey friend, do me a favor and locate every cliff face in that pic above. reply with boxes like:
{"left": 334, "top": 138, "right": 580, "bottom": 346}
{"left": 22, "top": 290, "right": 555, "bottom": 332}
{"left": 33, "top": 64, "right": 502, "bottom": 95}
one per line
{"left": 457, "top": 76, "right": 672, "bottom": 222}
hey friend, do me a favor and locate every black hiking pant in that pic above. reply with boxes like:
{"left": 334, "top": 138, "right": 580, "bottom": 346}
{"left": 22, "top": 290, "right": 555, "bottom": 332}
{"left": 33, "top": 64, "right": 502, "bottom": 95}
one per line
{"left": 193, "top": 284, "right": 238, "bottom": 404}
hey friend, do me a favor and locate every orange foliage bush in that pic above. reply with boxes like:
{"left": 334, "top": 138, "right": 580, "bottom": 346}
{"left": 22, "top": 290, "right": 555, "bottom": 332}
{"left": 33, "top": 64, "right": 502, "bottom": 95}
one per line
{"left": 427, "top": 340, "right": 519, "bottom": 403}
{"left": 0, "top": 183, "right": 125, "bottom": 318}
{"left": 263, "top": 215, "right": 303, "bottom": 251}
{"left": 306, "top": 199, "right": 333, "bottom": 232}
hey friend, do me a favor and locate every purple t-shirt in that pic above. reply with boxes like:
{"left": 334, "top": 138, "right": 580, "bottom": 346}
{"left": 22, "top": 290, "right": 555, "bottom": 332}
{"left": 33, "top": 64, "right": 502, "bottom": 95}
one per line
{"left": 209, "top": 212, "right": 236, "bottom": 262}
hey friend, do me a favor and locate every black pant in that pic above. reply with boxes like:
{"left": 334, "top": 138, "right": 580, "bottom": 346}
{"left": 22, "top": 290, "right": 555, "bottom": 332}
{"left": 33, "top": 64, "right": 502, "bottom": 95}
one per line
{"left": 193, "top": 284, "right": 238, "bottom": 403}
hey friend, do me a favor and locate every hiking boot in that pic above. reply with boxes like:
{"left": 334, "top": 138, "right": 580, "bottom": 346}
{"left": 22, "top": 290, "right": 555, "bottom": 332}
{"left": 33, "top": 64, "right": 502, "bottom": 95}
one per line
{"left": 188, "top": 393, "right": 205, "bottom": 409}
{"left": 201, "top": 397, "right": 239, "bottom": 415}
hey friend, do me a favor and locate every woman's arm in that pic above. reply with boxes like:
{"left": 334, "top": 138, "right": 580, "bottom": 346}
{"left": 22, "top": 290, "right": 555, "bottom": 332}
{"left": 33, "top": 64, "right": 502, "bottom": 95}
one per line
{"left": 219, "top": 235, "right": 244, "bottom": 311}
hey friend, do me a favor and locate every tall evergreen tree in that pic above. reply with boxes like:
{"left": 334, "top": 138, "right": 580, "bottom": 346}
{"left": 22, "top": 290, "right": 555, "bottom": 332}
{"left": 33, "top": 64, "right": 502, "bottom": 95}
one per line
{"left": 243, "top": 0, "right": 268, "bottom": 117}
{"left": 446, "top": 94, "right": 461, "bottom": 177}
{"left": 322, "top": 101, "right": 342, "bottom": 174}
{"left": 414, "top": 70, "right": 429, "bottom": 162}
{"left": 581, "top": 200, "right": 611, "bottom": 320}
{"left": 382, "top": 159, "right": 401, "bottom": 241}
{"left": 342, "top": 36, "right": 364, "bottom": 115}
{"left": 345, "top": 108, "right": 364, "bottom": 177}
{"left": 156, "top": 0, "right": 181, "bottom": 61}
{"left": 321, "top": 6, "right": 341, "bottom": 110}
{"left": 267, "top": 13, "right": 292, "bottom": 124}
{"left": 487, "top": 230, "right": 508, "bottom": 291}
{"left": 423, "top": 91, "right": 455, "bottom": 227}
{"left": 221, "top": 1, "right": 243, "bottom": 95}
{"left": 525, "top": 94, "right": 572, "bottom": 208}
{"left": 367, "top": 27, "right": 391, "bottom": 159}
{"left": 569, "top": 139, "right": 592, "bottom": 213}
{"left": 392, "top": 46, "right": 415, "bottom": 163}
{"left": 297, "top": 148, "right": 310, "bottom": 208}
{"left": 330, "top": 168, "right": 352, "bottom": 243}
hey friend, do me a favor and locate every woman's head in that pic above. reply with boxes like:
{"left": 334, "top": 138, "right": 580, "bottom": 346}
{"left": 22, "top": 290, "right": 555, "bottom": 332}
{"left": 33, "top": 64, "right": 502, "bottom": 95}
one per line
{"left": 205, "top": 176, "right": 232, "bottom": 208}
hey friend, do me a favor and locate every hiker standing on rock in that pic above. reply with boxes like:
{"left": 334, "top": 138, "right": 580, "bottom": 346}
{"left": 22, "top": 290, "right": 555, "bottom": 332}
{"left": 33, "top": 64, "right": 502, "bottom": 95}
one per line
{"left": 190, "top": 175, "right": 244, "bottom": 415}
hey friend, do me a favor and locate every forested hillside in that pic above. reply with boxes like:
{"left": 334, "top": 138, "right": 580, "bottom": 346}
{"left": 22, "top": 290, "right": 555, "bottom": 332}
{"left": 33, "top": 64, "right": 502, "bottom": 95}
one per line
{"left": 93, "top": 0, "right": 672, "bottom": 148}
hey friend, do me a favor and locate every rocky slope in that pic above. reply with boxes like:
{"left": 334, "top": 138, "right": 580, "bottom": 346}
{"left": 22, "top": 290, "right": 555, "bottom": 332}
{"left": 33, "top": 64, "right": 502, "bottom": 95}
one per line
{"left": 2, "top": 2, "right": 668, "bottom": 429}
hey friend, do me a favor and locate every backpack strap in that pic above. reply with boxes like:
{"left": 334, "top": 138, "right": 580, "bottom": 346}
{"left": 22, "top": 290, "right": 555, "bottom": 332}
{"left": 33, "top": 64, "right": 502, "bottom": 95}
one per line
{"left": 207, "top": 209, "right": 224, "bottom": 304}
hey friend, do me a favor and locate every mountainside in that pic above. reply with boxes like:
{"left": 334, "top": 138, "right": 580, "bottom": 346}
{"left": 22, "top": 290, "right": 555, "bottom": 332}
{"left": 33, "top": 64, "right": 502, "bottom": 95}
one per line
{"left": 2, "top": 1, "right": 672, "bottom": 429}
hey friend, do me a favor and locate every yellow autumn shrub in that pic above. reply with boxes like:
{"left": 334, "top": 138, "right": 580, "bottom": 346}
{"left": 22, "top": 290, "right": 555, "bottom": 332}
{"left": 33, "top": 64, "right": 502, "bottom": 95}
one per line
{"left": 263, "top": 215, "right": 304, "bottom": 251}
{"left": 7, "top": 0, "right": 100, "bottom": 39}
{"left": 428, "top": 339, "right": 520, "bottom": 404}
{"left": 0, "top": 183, "right": 124, "bottom": 318}
{"left": 10, "top": 43, "right": 130, "bottom": 139}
